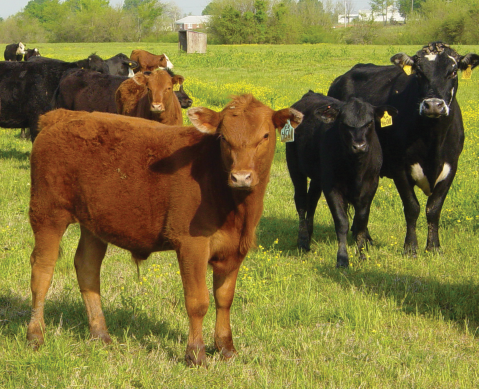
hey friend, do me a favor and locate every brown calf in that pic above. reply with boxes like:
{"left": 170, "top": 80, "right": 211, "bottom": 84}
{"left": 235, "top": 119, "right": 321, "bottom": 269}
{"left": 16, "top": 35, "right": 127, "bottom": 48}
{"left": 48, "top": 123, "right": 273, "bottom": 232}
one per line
{"left": 116, "top": 69, "right": 184, "bottom": 126}
{"left": 27, "top": 95, "right": 303, "bottom": 366}
{"left": 130, "top": 49, "right": 173, "bottom": 72}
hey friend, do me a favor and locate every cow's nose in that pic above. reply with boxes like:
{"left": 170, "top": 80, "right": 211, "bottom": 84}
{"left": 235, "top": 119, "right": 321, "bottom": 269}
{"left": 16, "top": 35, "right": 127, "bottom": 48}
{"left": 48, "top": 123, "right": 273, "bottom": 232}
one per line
{"left": 151, "top": 103, "right": 164, "bottom": 112}
{"left": 352, "top": 142, "right": 368, "bottom": 153}
{"left": 230, "top": 171, "right": 253, "bottom": 188}
{"left": 186, "top": 99, "right": 193, "bottom": 107}
{"left": 422, "top": 98, "right": 447, "bottom": 117}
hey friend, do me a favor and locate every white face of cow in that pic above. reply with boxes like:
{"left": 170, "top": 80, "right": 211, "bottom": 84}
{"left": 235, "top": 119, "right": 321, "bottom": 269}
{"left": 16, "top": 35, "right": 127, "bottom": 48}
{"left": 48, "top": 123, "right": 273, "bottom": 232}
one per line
{"left": 128, "top": 68, "right": 134, "bottom": 78}
{"left": 163, "top": 54, "right": 174, "bottom": 69}
{"left": 17, "top": 42, "right": 25, "bottom": 55}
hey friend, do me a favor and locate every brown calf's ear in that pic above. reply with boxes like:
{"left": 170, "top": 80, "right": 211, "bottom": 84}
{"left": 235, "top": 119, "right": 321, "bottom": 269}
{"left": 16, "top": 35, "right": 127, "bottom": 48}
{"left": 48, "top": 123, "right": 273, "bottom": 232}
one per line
{"left": 132, "top": 72, "right": 148, "bottom": 86}
{"left": 172, "top": 75, "right": 185, "bottom": 85}
{"left": 188, "top": 107, "right": 221, "bottom": 134}
{"left": 272, "top": 108, "right": 303, "bottom": 130}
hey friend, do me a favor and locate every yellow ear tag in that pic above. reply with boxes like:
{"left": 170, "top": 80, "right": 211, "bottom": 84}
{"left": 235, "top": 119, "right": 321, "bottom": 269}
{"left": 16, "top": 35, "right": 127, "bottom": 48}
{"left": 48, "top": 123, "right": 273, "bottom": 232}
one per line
{"left": 173, "top": 84, "right": 181, "bottom": 92}
{"left": 381, "top": 112, "right": 393, "bottom": 128}
{"left": 403, "top": 65, "right": 412, "bottom": 75}
{"left": 462, "top": 65, "right": 472, "bottom": 80}
{"left": 280, "top": 119, "right": 294, "bottom": 142}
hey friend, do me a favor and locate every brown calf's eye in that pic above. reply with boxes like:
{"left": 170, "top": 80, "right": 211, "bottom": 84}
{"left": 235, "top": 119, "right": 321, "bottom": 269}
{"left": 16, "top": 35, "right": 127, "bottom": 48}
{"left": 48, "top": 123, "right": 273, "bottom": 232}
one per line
{"left": 264, "top": 133, "right": 269, "bottom": 139}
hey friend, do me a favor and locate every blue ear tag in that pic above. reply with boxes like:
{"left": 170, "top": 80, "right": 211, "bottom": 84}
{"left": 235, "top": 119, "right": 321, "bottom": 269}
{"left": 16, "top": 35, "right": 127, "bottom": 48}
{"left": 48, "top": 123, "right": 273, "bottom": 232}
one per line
{"left": 280, "top": 119, "right": 294, "bottom": 143}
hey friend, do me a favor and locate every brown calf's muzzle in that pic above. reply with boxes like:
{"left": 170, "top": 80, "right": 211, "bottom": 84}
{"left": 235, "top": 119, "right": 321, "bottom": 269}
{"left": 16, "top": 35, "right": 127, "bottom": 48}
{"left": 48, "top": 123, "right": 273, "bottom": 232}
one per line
{"left": 150, "top": 102, "right": 165, "bottom": 113}
{"left": 229, "top": 170, "right": 254, "bottom": 189}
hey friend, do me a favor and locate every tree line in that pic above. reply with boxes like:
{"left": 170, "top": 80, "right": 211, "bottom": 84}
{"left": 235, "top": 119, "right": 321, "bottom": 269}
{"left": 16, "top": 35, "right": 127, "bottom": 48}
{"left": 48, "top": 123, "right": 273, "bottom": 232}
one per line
{"left": 1, "top": 0, "right": 478, "bottom": 45}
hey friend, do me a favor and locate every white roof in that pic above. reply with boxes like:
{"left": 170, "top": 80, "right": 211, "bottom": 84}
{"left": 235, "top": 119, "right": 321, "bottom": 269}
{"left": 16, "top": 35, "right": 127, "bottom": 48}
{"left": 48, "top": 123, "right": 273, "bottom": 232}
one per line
{"left": 175, "top": 15, "right": 211, "bottom": 25}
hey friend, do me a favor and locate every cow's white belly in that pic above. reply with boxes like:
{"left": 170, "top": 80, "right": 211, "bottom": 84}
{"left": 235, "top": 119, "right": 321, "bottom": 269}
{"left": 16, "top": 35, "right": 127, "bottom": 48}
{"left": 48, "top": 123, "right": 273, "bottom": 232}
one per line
{"left": 410, "top": 163, "right": 451, "bottom": 196}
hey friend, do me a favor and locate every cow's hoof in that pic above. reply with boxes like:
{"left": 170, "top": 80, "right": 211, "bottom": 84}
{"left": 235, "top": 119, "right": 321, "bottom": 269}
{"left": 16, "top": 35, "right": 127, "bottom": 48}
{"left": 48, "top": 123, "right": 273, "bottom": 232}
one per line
{"left": 425, "top": 246, "right": 442, "bottom": 255}
{"left": 215, "top": 337, "right": 237, "bottom": 360}
{"left": 27, "top": 332, "right": 44, "bottom": 350}
{"left": 91, "top": 331, "right": 112, "bottom": 344}
{"left": 185, "top": 345, "right": 207, "bottom": 367}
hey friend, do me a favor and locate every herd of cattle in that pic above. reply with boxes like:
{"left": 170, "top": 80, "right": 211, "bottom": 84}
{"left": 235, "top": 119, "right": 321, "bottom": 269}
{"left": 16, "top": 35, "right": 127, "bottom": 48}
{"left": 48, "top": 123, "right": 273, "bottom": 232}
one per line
{"left": 1, "top": 40, "right": 478, "bottom": 366}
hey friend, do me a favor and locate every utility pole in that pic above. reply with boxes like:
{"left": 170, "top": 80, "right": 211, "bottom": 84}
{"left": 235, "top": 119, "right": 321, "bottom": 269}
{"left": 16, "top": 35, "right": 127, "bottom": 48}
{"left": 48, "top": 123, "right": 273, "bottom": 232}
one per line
{"left": 344, "top": 0, "right": 347, "bottom": 27}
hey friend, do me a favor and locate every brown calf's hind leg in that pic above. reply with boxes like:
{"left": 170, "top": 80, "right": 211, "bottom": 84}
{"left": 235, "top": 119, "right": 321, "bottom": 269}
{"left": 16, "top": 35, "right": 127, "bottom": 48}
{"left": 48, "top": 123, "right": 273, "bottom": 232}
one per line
{"left": 177, "top": 239, "right": 210, "bottom": 367}
{"left": 213, "top": 265, "right": 240, "bottom": 360}
{"left": 27, "top": 222, "right": 68, "bottom": 348}
{"left": 74, "top": 226, "right": 110, "bottom": 343}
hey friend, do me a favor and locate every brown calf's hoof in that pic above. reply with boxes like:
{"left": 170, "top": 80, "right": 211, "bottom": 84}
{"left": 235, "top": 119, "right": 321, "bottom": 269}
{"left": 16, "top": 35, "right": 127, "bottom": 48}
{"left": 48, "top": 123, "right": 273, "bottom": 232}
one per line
{"left": 215, "top": 337, "right": 237, "bottom": 360}
{"left": 27, "top": 333, "right": 44, "bottom": 351}
{"left": 185, "top": 345, "right": 207, "bottom": 367}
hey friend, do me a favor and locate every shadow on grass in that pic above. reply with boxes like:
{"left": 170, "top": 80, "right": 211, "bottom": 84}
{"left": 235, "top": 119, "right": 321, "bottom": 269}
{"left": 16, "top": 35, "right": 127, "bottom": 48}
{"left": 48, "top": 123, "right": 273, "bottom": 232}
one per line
{"left": 258, "top": 215, "right": 388, "bottom": 256}
{"left": 0, "top": 290, "right": 193, "bottom": 361}
{"left": 0, "top": 148, "right": 30, "bottom": 165}
{"left": 315, "top": 262, "right": 479, "bottom": 333}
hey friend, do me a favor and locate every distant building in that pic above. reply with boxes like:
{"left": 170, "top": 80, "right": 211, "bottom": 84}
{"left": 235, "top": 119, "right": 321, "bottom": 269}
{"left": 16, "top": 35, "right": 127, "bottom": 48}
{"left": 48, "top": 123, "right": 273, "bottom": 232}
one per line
{"left": 175, "top": 15, "right": 211, "bottom": 31}
{"left": 338, "top": 6, "right": 405, "bottom": 24}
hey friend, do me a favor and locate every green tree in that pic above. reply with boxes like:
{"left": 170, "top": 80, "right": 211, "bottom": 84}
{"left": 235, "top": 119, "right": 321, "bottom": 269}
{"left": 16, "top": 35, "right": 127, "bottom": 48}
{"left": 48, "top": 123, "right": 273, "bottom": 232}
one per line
{"left": 123, "top": 0, "right": 163, "bottom": 41}
{"left": 369, "top": 0, "right": 395, "bottom": 25}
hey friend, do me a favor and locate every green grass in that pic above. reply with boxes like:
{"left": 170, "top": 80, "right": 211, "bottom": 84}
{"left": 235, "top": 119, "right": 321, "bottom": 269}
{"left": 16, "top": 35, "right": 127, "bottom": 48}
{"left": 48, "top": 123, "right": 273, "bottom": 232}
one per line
{"left": 1, "top": 43, "right": 479, "bottom": 388}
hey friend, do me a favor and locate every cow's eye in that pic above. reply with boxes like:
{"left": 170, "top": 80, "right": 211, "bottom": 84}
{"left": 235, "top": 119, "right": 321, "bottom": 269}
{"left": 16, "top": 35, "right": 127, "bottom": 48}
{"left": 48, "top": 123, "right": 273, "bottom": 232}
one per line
{"left": 219, "top": 134, "right": 226, "bottom": 142}
{"left": 263, "top": 133, "right": 269, "bottom": 139}
{"left": 449, "top": 70, "right": 458, "bottom": 79}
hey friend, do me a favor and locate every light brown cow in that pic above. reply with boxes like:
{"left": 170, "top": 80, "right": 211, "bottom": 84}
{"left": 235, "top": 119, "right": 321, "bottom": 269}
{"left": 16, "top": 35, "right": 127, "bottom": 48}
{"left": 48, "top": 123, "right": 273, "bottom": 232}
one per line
{"left": 130, "top": 49, "right": 173, "bottom": 72}
{"left": 115, "top": 69, "right": 184, "bottom": 126}
{"left": 27, "top": 95, "right": 303, "bottom": 366}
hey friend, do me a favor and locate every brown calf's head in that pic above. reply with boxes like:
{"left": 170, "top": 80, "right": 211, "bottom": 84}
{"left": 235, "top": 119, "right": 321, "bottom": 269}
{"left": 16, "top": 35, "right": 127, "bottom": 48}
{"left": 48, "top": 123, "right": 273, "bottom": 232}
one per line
{"left": 133, "top": 69, "right": 184, "bottom": 113}
{"left": 188, "top": 94, "right": 303, "bottom": 190}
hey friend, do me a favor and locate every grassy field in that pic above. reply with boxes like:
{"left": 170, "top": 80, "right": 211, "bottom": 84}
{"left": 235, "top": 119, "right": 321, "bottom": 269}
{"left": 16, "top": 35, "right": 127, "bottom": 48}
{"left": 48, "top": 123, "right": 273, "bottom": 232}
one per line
{"left": 1, "top": 42, "right": 479, "bottom": 388}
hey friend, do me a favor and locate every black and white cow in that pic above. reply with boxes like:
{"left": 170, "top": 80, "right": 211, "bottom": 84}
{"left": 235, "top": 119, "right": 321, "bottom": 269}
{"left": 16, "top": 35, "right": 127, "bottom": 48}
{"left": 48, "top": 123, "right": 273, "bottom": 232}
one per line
{"left": 328, "top": 42, "right": 479, "bottom": 255}
{"left": 4, "top": 42, "right": 25, "bottom": 61}
{"left": 24, "top": 48, "right": 41, "bottom": 61}
{"left": 105, "top": 53, "right": 138, "bottom": 77}
{"left": 287, "top": 91, "right": 396, "bottom": 267}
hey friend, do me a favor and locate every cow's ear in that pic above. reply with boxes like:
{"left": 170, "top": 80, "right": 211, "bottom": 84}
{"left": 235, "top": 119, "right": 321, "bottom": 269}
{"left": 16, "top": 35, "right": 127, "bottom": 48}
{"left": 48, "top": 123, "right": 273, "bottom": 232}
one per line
{"left": 314, "top": 104, "right": 340, "bottom": 124}
{"left": 272, "top": 108, "right": 303, "bottom": 130}
{"left": 458, "top": 53, "right": 479, "bottom": 71}
{"left": 172, "top": 75, "right": 185, "bottom": 85}
{"left": 188, "top": 107, "right": 221, "bottom": 134}
{"left": 390, "top": 53, "right": 416, "bottom": 74}
{"left": 374, "top": 105, "right": 398, "bottom": 121}
{"left": 132, "top": 72, "right": 148, "bottom": 86}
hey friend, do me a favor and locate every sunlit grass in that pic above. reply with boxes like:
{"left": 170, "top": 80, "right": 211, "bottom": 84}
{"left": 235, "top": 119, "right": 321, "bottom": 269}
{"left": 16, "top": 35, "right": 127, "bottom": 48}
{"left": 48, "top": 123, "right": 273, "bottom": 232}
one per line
{"left": 1, "top": 43, "right": 479, "bottom": 387}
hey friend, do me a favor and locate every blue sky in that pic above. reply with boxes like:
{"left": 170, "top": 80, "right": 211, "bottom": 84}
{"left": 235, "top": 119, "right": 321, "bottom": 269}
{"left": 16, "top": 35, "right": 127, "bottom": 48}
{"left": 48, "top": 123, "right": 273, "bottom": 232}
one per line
{"left": 0, "top": 0, "right": 371, "bottom": 21}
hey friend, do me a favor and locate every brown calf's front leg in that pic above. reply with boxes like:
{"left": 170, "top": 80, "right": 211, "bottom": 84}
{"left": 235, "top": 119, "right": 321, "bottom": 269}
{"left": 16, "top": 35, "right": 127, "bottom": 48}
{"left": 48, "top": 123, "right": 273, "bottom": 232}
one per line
{"left": 74, "top": 226, "right": 110, "bottom": 343}
{"left": 177, "top": 239, "right": 210, "bottom": 366}
{"left": 27, "top": 223, "right": 68, "bottom": 348}
{"left": 213, "top": 265, "right": 240, "bottom": 360}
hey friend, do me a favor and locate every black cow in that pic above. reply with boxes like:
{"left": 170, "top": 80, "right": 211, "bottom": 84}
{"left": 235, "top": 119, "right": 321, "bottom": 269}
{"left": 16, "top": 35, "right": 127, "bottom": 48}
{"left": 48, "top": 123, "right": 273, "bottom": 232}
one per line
{"left": 0, "top": 60, "right": 90, "bottom": 141}
{"left": 105, "top": 53, "right": 138, "bottom": 77}
{"left": 175, "top": 84, "right": 193, "bottom": 109}
{"left": 24, "top": 48, "right": 41, "bottom": 61}
{"left": 54, "top": 68, "right": 193, "bottom": 113}
{"left": 4, "top": 42, "right": 25, "bottom": 61}
{"left": 28, "top": 54, "right": 109, "bottom": 74}
{"left": 328, "top": 42, "right": 479, "bottom": 255}
{"left": 287, "top": 91, "right": 396, "bottom": 267}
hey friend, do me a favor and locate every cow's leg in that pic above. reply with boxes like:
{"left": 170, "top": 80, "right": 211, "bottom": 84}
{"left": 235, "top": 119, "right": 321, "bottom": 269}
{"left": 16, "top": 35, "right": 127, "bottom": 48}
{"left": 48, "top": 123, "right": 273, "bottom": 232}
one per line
{"left": 425, "top": 168, "right": 456, "bottom": 252}
{"left": 305, "top": 178, "right": 322, "bottom": 245}
{"left": 212, "top": 265, "right": 240, "bottom": 360}
{"left": 20, "top": 128, "right": 30, "bottom": 140}
{"left": 177, "top": 240, "right": 210, "bottom": 366}
{"left": 393, "top": 171, "right": 420, "bottom": 256}
{"left": 325, "top": 189, "right": 349, "bottom": 268}
{"left": 27, "top": 219, "right": 69, "bottom": 348}
{"left": 352, "top": 202, "right": 374, "bottom": 261}
{"left": 74, "top": 226, "right": 110, "bottom": 343}
{"left": 286, "top": 147, "right": 311, "bottom": 250}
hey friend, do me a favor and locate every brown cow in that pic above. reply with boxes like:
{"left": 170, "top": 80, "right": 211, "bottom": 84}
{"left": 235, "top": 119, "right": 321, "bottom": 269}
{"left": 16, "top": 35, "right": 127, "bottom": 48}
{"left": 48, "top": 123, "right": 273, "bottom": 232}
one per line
{"left": 115, "top": 69, "right": 184, "bottom": 126}
{"left": 130, "top": 49, "right": 173, "bottom": 72}
{"left": 27, "top": 95, "right": 303, "bottom": 366}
